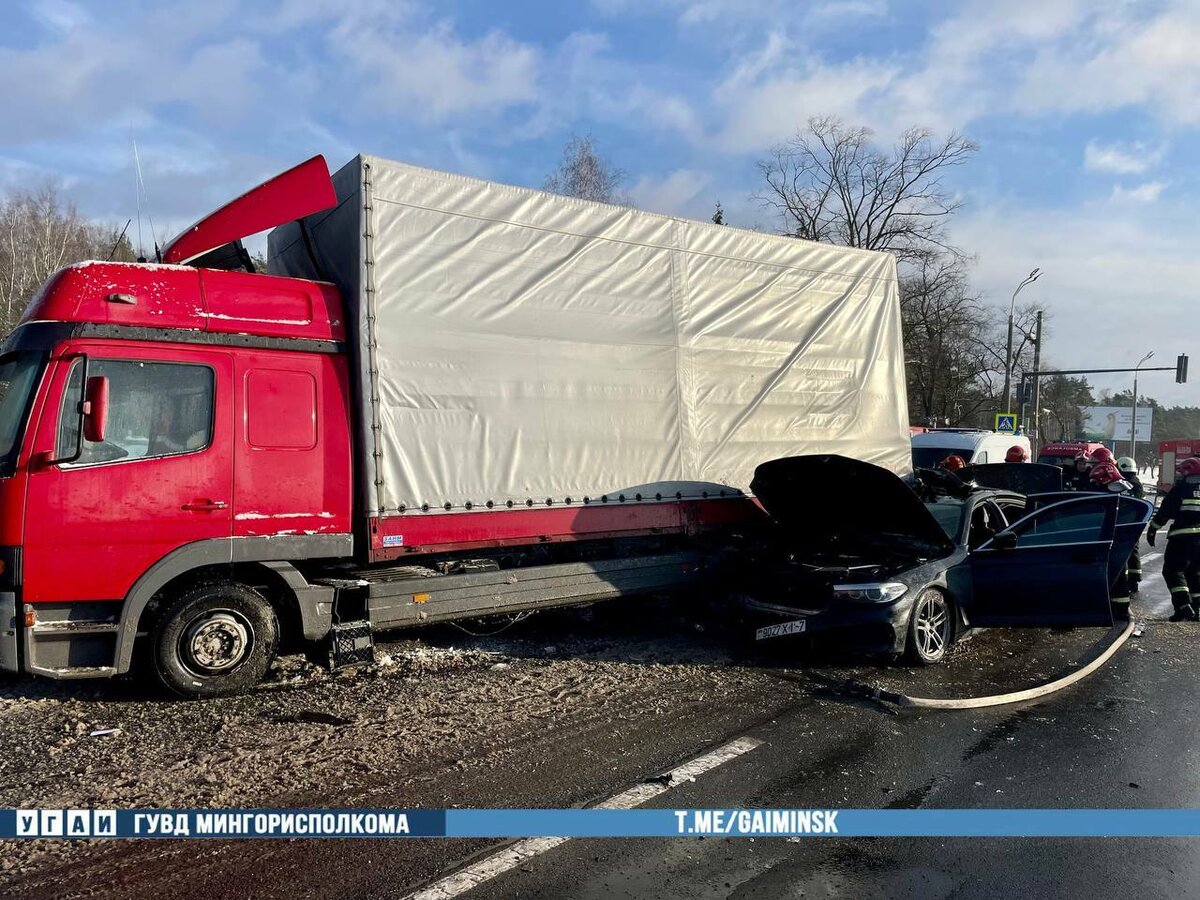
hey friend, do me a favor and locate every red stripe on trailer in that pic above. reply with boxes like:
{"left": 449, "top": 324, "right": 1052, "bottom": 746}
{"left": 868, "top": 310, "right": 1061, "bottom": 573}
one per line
{"left": 368, "top": 498, "right": 766, "bottom": 560}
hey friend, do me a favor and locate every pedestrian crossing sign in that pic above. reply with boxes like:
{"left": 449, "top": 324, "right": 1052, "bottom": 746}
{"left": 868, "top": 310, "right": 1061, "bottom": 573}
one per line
{"left": 995, "top": 413, "right": 1017, "bottom": 434}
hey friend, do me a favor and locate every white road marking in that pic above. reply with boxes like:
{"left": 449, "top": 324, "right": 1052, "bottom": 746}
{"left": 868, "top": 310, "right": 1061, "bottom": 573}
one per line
{"left": 401, "top": 736, "right": 763, "bottom": 900}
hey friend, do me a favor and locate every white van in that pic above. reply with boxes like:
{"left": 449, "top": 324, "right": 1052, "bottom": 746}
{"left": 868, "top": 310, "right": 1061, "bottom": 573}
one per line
{"left": 911, "top": 429, "right": 1031, "bottom": 470}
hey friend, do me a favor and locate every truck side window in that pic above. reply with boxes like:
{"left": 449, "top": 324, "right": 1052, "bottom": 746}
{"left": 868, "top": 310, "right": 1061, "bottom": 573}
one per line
{"left": 57, "top": 360, "right": 214, "bottom": 465}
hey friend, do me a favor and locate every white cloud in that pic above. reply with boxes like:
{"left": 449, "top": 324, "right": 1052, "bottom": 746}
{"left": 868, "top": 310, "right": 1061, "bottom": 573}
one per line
{"left": 1110, "top": 180, "right": 1167, "bottom": 203}
{"left": 1084, "top": 140, "right": 1166, "bottom": 175}
{"left": 629, "top": 168, "right": 713, "bottom": 214}
{"left": 28, "top": 0, "right": 91, "bottom": 33}
{"left": 952, "top": 198, "right": 1199, "bottom": 405}
{"left": 713, "top": 51, "right": 899, "bottom": 152}
{"left": 370, "top": 25, "right": 539, "bottom": 119}
{"left": 1015, "top": 6, "right": 1200, "bottom": 125}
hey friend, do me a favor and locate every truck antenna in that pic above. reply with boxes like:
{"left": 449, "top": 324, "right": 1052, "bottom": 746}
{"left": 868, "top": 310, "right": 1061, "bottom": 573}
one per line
{"left": 132, "top": 136, "right": 162, "bottom": 263}
{"left": 107, "top": 218, "right": 132, "bottom": 261}
{"left": 131, "top": 132, "right": 144, "bottom": 260}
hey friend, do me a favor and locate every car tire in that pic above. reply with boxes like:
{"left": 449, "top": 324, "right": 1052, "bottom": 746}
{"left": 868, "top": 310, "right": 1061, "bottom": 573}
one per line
{"left": 151, "top": 582, "right": 279, "bottom": 698}
{"left": 904, "top": 587, "right": 952, "bottom": 666}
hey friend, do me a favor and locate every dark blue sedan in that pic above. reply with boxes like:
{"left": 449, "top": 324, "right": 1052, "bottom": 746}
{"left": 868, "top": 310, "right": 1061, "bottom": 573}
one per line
{"left": 737, "top": 455, "right": 1152, "bottom": 664}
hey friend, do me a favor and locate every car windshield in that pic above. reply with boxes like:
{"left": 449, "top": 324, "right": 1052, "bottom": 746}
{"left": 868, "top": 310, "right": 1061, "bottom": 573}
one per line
{"left": 924, "top": 501, "right": 965, "bottom": 540}
{"left": 0, "top": 353, "right": 43, "bottom": 476}
{"left": 912, "top": 447, "right": 966, "bottom": 469}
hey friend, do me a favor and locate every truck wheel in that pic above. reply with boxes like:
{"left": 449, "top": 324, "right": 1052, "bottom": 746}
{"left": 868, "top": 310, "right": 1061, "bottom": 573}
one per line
{"left": 152, "top": 582, "right": 278, "bottom": 698}
{"left": 904, "top": 588, "right": 952, "bottom": 666}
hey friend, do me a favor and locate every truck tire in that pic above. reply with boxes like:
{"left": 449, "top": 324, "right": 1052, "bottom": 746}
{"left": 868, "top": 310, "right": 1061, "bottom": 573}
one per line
{"left": 904, "top": 587, "right": 952, "bottom": 666}
{"left": 151, "top": 582, "right": 279, "bottom": 698}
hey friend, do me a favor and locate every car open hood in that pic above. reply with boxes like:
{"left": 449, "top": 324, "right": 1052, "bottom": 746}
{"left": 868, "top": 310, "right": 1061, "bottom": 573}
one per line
{"left": 751, "top": 455, "right": 956, "bottom": 560}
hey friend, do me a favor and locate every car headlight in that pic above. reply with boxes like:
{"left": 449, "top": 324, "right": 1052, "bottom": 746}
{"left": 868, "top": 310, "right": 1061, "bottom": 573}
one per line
{"left": 832, "top": 582, "right": 908, "bottom": 603}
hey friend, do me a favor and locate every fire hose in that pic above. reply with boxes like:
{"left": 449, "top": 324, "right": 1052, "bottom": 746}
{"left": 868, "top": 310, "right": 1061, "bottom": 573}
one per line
{"left": 845, "top": 619, "right": 1137, "bottom": 710}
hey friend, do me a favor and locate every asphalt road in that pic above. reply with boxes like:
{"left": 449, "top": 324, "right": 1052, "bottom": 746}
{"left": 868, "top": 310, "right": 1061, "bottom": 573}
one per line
{"left": 434, "top": 541, "right": 1200, "bottom": 900}
{"left": 5, "top": 539, "right": 1196, "bottom": 900}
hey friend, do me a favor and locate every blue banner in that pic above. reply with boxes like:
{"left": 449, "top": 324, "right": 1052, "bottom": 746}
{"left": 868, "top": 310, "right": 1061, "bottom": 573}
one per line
{"left": 7, "top": 808, "right": 1200, "bottom": 839}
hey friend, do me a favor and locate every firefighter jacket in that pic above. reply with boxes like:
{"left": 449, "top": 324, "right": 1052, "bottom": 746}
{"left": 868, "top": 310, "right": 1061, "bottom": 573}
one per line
{"left": 1152, "top": 475, "right": 1200, "bottom": 538}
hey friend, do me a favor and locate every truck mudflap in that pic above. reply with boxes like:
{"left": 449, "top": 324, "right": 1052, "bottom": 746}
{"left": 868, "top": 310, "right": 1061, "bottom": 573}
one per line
{"left": 0, "top": 593, "right": 17, "bottom": 672}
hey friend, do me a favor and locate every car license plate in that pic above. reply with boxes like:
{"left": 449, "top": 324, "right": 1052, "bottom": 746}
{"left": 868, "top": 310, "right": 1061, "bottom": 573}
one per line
{"left": 755, "top": 619, "right": 807, "bottom": 641}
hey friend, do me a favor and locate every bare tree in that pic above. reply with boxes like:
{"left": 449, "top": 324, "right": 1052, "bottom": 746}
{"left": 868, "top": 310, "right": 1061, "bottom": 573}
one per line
{"left": 754, "top": 116, "right": 978, "bottom": 265}
{"left": 0, "top": 183, "right": 134, "bottom": 336}
{"left": 901, "top": 255, "right": 995, "bottom": 425}
{"left": 543, "top": 134, "right": 631, "bottom": 205}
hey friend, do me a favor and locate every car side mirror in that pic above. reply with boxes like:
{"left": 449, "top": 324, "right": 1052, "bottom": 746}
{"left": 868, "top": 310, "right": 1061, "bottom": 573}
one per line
{"left": 991, "top": 530, "right": 1018, "bottom": 551}
{"left": 82, "top": 376, "right": 109, "bottom": 444}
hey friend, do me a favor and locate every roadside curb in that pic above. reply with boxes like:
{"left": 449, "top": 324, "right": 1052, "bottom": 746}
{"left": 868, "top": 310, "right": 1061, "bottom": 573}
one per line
{"left": 846, "top": 619, "right": 1137, "bottom": 710}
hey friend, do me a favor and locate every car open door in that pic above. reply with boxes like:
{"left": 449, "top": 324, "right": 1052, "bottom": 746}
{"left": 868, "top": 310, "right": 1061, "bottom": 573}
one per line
{"left": 966, "top": 494, "right": 1118, "bottom": 626}
{"left": 1110, "top": 495, "right": 1154, "bottom": 585}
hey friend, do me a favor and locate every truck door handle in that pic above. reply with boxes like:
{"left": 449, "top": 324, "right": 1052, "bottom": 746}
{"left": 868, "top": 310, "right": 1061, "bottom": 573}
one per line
{"left": 182, "top": 499, "right": 228, "bottom": 512}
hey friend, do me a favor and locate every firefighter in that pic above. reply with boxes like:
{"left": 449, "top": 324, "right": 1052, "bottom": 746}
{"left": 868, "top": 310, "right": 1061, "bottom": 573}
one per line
{"left": 1114, "top": 457, "right": 1146, "bottom": 590}
{"left": 1070, "top": 452, "right": 1092, "bottom": 491}
{"left": 1005, "top": 445, "right": 1028, "bottom": 463}
{"left": 1117, "top": 457, "right": 1145, "bottom": 499}
{"left": 1090, "top": 462, "right": 1135, "bottom": 616}
{"left": 940, "top": 454, "right": 967, "bottom": 471}
{"left": 1148, "top": 456, "right": 1200, "bottom": 622}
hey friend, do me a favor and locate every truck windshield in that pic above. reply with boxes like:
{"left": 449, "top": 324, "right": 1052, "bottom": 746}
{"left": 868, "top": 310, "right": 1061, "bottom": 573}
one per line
{"left": 912, "top": 447, "right": 964, "bottom": 469}
{"left": 1036, "top": 455, "right": 1070, "bottom": 468}
{"left": 0, "top": 353, "right": 43, "bottom": 477}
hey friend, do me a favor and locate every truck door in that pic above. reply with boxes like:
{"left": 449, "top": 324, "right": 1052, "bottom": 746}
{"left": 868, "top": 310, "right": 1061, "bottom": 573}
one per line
{"left": 22, "top": 344, "right": 233, "bottom": 604}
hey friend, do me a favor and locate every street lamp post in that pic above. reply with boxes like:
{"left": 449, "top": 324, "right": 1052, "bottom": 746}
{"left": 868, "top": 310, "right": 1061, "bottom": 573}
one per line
{"left": 1131, "top": 350, "right": 1154, "bottom": 464}
{"left": 1002, "top": 268, "right": 1041, "bottom": 417}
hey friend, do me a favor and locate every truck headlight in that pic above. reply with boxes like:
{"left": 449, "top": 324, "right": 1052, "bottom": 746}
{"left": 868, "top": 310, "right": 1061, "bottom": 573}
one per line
{"left": 833, "top": 582, "right": 908, "bottom": 603}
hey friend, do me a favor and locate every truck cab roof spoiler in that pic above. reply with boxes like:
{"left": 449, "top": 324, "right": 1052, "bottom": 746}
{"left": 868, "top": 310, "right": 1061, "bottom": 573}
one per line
{"left": 160, "top": 155, "right": 337, "bottom": 266}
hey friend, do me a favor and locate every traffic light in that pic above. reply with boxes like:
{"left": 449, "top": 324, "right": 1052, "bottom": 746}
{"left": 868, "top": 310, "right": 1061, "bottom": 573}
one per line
{"left": 1177, "top": 353, "right": 1189, "bottom": 384}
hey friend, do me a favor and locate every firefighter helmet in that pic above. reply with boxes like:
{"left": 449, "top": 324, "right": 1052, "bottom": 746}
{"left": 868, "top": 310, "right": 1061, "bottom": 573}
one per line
{"left": 1090, "top": 446, "right": 1115, "bottom": 465}
{"left": 940, "top": 454, "right": 967, "bottom": 471}
{"left": 1090, "top": 462, "right": 1123, "bottom": 486}
{"left": 1178, "top": 457, "right": 1200, "bottom": 478}
{"left": 1074, "top": 452, "right": 1092, "bottom": 469}
{"left": 1116, "top": 456, "right": 1137, "bottom": 475}
{"left": 1005, "top": 445, "right": 1028, "bottom": 463}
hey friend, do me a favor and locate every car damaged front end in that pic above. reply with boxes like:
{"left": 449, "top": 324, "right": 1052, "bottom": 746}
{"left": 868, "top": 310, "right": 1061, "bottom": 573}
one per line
{"left": 735, "top": 455, "right": 959, "bottom": 655}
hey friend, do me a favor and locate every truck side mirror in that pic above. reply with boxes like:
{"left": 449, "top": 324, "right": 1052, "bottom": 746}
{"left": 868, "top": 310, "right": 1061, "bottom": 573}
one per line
{"left": 82, "top": 376, "right": 109, "bottom": 444}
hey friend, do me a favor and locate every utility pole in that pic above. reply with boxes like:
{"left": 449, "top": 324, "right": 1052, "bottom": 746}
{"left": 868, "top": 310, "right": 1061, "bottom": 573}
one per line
{"left": 1003, "top": 268, "right": 1041, "bottom": 415}
{"left": 1030, "top": 310, "right": 1044, "bottom": 456}
{"left": 1131, "top": 350, "right": 1154, "bottom": 463}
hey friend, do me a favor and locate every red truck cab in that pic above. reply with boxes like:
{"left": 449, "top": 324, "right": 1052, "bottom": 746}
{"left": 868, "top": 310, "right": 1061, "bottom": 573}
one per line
{"left": 0, "top": 160, "right": 359, "bottom": 691}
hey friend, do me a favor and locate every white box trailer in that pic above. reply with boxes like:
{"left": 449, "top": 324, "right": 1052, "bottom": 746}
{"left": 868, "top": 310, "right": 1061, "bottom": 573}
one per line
{"left": 270, "top": 154, "right": 911, "bottom": 560}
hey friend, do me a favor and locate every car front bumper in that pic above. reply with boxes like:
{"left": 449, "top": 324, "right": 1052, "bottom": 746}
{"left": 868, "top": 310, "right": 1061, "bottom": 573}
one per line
{"left": 740, "top": 592, "right": 916, "bottom": 656}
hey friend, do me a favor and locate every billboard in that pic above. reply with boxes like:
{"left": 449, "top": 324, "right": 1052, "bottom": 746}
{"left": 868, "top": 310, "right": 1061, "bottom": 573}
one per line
{"left": 1082, "top": 406, "right": 1153, "bottom": 443}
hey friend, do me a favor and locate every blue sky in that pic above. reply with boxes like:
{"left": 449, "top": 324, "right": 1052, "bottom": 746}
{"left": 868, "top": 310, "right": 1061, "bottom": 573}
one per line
{"left": 1, "top": 0, "right": 1198, "bottom": 404}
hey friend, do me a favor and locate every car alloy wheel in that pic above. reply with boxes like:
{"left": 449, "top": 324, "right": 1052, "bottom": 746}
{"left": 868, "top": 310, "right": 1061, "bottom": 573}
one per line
{"left": 908, "top": 588, "right": 951, "bottom": 664}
